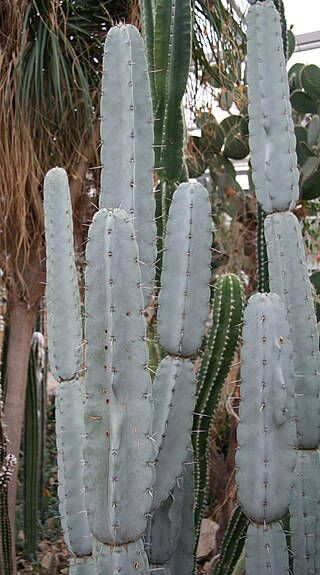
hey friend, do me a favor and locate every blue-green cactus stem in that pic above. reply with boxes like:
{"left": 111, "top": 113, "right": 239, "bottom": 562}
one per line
{"left": 84, "top": 208, "right": 155, "bottom": 545}
{"left": 264, "top": 211, "right": 320, "bottom": 449}
{"left": 236, "top": 292, "right": 296, "bottom": 524}
{"left": 43, "top": 167, "right": 82, "bottom": 381}
{"left": 55, "top": 381, "right": 92, "bottom": 558}
{"left": 152, "top": 356, "right": 195, "bottom": 509}
{"left": 246, "top": 0, "right": 299, "bottom": 213}
{"left": 69, "top": 557, "right": 95, "bottom": 575}
{"left": 168, "top": 449, "right": 195, "bottom": 575}
{"left": 290, "top": 449, "right": 320, "bottom": 574}
{"left": 147, "top": 448, "right": 195, "bottom": 575}
{"left": 147, "top": 480, "right": 184, "bottom": 567}
{"left": 157, "top": 181, "right": 212, "bottom": 357}
{"left": 93, "top": 537, "right": 149, "bottom": 574}
{"left": 245, "top": 522, "right": 289, "bottom": 575}
{"left": 99, "top": 25, "right": 156, "bottom": 306}
{"left": 193, "top": 274, "right": 244, "bottom": 533}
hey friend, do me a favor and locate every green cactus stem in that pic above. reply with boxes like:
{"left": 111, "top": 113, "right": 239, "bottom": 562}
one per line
{"left": 236, "top": 292, "right": 296, "bottom": 524}
{"left": 193, "top": 273, "right": 245, "bottom": 533}
{"left": 264, "top": 211, "right": 320, "bottom": 449}
{"left": 157, "top": 181, "right": 212, "bottom": 357}
{"left": 246, "top": 0, "right": 299, "bottom": 213}
{"left": 152, "top": 0, "right": 191, "bottom": 183}
{"left": 84, "top": 208, "right": 155, "bottom": 545}
{"left": 231, "top": 547, "right": 245, "bottom": 575}
{"left": 43, "top": 167, "right": 82, "bottom": 382}
{"left": 99, "top": 25, "right": 156, "bottom": 306}
{"left": 212, "top": 506, "right": 248, "bottom": 575}
{"left": 257, "top": 205, "right": 269, "bottom": 293}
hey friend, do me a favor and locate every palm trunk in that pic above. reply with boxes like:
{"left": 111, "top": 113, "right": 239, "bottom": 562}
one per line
{"left": 3, "top": 301, "right": 38, "bottom": 574}
{"left": 2, "top": 242, "right": 45, "bottom": 574}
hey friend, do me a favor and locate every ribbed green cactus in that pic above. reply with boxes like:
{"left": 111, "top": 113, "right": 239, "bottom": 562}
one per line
{"left": 237, "top": 1, "right": 320, "bottom": 573}
{"left": 193, "top": 273, "right": 245, "bottom": 534}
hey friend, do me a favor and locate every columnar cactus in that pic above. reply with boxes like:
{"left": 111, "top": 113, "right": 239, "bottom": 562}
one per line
{"left": 237, "top": 1, "right": 320, "bottom": 573}
{"left": 44, "top": 9, "right": 247, "bottom": 573}
{"left": 44, "top": 167, "right": 94, "bottom": 573}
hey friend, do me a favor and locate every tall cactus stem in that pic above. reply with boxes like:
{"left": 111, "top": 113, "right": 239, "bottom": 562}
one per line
{"left": 264, "top": 211, "right": 320, "bottom": 449}
{"left": 246, "top": 0, "right": 299, "bottom": 213}
{"left": 245, "top": 521, "right": 289, "bottom": 575}
{"left": 84, "top": 208, "right": 155, "bottom": 545}
{"left": 99, "top": 25, "right": 156, "bottom": 306}
{"left": 157, "top": 181, "right": 212, "bottom": 357}
{"left": 43, "top": 167, "right": 82, "bottom": 382}
{"left": 193, "top": 274, "right": 245, "bottom": 533}
{"left": 55, "top": 380, "right": 92, "bottom": 557}
{"left": 151, "top": 356, "right": 195, "bottom": 509}
{"left": 236, "top": 292, "right": 296, "bottom": 524}
{"left": 290, "top": 449, "right": 320, "bottom": 574}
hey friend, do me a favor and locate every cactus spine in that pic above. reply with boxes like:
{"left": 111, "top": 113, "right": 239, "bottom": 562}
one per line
{"left": 238, "top": 1, "right": 320, "bottom": 572}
